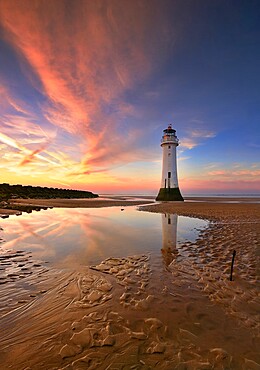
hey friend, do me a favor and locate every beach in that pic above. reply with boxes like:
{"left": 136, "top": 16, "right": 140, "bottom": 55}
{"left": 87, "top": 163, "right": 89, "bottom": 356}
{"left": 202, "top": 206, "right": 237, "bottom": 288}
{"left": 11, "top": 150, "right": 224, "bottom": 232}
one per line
{"left": 0, "top": 197, "right": 259, "bottom": 369}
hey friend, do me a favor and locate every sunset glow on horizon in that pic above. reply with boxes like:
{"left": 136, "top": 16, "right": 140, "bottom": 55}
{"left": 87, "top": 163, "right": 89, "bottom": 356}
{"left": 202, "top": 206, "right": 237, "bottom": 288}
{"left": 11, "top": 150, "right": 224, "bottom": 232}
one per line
{"left": 0, "top": 0, "right": 259, "bottom": 195}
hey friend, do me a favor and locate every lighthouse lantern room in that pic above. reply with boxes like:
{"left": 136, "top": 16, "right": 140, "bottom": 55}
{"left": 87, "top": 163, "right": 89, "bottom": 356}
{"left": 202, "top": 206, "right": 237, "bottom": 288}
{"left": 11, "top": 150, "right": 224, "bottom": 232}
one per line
{"left": 156, "top": 124, "right": 184, "bottom": 201}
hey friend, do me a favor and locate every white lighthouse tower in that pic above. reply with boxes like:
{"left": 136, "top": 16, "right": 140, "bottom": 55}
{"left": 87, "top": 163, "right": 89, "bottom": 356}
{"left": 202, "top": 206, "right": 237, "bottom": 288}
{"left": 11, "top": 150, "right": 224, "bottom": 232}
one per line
{"left": 156, "top": 124, "right": 183, "bottom": 201}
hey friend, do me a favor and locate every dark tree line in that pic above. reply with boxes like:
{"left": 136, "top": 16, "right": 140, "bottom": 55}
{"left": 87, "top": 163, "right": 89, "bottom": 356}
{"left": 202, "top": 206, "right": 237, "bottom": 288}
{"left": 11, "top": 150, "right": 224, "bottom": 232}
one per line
{"left": 0, "top": 183, "right": 98, "bottom": 201}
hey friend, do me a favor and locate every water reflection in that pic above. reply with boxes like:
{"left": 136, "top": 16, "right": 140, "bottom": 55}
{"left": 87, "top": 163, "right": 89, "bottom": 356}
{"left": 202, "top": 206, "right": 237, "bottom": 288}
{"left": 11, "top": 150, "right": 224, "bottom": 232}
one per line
{"left": 0, "top": 207, "right": 207, "bottom": 268}
{"left": 161, "top": 213, "right": 178, "bottom": 266}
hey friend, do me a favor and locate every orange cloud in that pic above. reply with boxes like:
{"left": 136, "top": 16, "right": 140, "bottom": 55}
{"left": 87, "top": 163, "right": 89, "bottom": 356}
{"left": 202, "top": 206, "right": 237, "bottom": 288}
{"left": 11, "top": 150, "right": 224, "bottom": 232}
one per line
{"left": 0, "top": 0, "right": 174, "bottom": 173}
{"left": 19, "top": 146, "right": 48, "bottom": 166}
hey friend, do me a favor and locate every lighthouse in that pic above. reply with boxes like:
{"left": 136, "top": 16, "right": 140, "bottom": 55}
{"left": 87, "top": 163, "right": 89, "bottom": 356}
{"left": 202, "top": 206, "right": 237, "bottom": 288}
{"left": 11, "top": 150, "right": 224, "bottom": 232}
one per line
{"left": 156, "top": 125, "right": 184, "bottom": 201}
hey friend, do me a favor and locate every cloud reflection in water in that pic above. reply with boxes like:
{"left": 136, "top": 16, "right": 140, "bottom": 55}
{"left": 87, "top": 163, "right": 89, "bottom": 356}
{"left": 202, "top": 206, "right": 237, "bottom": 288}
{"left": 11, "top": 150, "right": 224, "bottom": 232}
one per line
{"left": 0, "top": 207, "right": 207, "bottom": 268}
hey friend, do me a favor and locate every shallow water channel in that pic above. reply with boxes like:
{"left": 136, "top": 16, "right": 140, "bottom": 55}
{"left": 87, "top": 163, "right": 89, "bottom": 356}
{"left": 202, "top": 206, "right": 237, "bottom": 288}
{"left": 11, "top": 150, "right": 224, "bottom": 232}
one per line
{"left": 0, "top": 207, "right": 259, "bottom": 369}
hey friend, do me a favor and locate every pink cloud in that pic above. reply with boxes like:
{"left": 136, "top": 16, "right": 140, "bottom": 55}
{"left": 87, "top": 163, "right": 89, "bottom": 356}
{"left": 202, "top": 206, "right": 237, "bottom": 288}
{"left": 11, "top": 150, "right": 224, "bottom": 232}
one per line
{"left": 208, "top": 169, "right": 260, "bottom": 177}
{"left": 208, "top": 170, "right": 229, "bottom": 176}
{"left": 0, "top": 83, "right": 33, "bottom": 120}
{"left": 181, "top": 179, "right": 260, "bottom": 192}
{"left": 0, "top": 0, "right": 174, "bottom": 173}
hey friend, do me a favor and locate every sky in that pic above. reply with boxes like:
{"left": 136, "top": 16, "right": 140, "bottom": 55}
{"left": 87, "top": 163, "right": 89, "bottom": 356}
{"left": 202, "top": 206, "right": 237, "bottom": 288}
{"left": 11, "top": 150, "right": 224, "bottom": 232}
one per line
{"left": 0, "top": 0, "right": 259, "bottom": 195}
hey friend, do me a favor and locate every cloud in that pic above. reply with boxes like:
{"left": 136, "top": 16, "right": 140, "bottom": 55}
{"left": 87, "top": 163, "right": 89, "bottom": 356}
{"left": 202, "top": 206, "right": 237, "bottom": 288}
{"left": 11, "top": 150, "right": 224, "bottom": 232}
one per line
{"left": 0, "top": 132, "right": 57, "bottom": 166}
{"left": 208, "top": 169, "right": 260, "bottom": 177}
{"left": 1, "top": 114, "right": 55, "bottom": 143}
{"left": 19, "top": 146, "right": 48, "bottom": 166}
{"left": 180, "top": 138, "right": 198, "bottom": 150}
{"left": 0, "top": 0, "right": 175, "bottom": 173}
{"left": 182, "top": 179, "right": 260, "bottom": 192}
{"left": 208, "top": 170, "right": 227, "bottom": 176}
{"left": 190, "top": 129, "right": 216, "bottom": 139}
{"left": 181, "top": 128, "right": 216, "bottom": 150}
{"left": 67, "top": 168, "right": 108, "bottom": 177}
{"left": 179, "top": 162, "right": 260, "bottom": 194}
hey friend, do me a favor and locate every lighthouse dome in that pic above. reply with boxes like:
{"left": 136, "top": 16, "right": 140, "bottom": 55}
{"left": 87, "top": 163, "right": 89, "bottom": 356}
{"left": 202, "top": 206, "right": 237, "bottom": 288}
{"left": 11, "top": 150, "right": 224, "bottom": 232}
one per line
{"left": 163, "top": 124, "right": 176, "bottom": 135}
{"left": 161, "top": 124, "right": 178, "bottom": 145}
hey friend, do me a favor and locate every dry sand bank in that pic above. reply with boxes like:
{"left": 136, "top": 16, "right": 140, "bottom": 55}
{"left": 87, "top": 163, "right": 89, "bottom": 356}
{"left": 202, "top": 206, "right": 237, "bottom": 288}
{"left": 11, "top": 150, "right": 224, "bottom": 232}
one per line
{"left": 0, "top": 199, "right": 259, "bottom": 369}
{"left": 139, "top": 200, "right": 260, "bottom": 221}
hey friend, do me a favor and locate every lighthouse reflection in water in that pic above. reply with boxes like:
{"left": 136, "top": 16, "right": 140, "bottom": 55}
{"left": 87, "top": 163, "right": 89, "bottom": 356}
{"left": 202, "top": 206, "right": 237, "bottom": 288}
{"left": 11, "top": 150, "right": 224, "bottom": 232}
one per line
{"left": 161, "top": 213, "right": 178, "bottom": 266}
{"left": 0, "top": 208, "right": 207, "bottom": 269}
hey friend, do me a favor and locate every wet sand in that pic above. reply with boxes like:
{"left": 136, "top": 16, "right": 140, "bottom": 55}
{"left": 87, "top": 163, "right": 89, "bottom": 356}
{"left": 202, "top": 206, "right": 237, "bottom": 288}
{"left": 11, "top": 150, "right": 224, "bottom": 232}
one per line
{"left": 7, "top": 197, "right": 152, "bottom": 208}
{"left": 0, "top": 198, "right": 259, "bottom": 369}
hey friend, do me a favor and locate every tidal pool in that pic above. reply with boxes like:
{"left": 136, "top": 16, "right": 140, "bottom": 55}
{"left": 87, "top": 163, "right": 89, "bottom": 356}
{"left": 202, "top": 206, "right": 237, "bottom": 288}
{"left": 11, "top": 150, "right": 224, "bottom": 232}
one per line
{"left": 0, "top": 206, "right": 207, "bottom": 268}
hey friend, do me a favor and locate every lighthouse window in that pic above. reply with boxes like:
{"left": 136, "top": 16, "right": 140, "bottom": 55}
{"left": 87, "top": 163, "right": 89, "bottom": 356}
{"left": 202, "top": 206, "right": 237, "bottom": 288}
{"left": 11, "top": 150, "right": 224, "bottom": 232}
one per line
{"left": 168, "top": 172, "right": 171, "bottom": 178}
{"left": 168, "top": 146, "right": 171, "bottom": 149}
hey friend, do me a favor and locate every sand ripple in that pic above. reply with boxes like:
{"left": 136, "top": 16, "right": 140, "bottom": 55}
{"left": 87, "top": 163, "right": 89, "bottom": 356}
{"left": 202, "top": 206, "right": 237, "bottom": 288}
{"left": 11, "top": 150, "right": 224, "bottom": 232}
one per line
{"left": 91, "top": 255, "right": 154, "bottom": 310}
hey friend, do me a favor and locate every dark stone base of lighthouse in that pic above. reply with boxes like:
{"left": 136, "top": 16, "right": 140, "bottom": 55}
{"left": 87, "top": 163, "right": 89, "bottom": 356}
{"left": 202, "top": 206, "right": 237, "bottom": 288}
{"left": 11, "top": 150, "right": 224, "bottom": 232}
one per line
{"left": 156, "top": 187, "right": 184, "bottom": 201}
